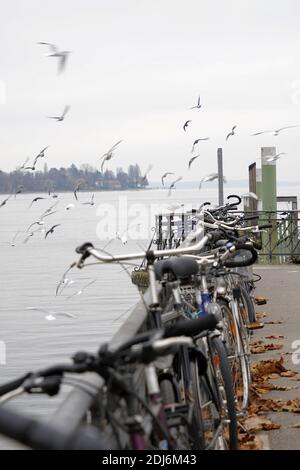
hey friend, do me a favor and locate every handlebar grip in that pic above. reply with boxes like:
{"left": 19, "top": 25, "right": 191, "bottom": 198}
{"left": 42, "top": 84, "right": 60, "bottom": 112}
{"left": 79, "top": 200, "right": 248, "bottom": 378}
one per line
{"left": 75, "top": 242, "right": 94, "bottom": 254}
{"left": 0, "top": 406, "right": 118, "bottom": 450}
{"left": 164, "top": 314, "right": 218, "bottom": 338}
{"left": 258, "top": 223, "right": 273, "bottom": 230}
{"left": 224, "top": 244, "right": 258, "bottom": 268}
{"left": 0, "top": 374, "right": 31, "bottom": 397}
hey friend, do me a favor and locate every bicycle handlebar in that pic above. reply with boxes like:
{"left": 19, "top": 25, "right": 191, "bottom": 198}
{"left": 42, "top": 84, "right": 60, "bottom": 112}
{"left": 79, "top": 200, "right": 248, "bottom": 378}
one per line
{"left": 0, "top": 406, "right": 117, "bottom": 450}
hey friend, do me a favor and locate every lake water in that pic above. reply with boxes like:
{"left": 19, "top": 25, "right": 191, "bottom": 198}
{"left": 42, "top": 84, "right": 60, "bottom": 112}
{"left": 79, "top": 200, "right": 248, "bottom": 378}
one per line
{"left": 0, "top": 185, "right": 299, "bottom": 448}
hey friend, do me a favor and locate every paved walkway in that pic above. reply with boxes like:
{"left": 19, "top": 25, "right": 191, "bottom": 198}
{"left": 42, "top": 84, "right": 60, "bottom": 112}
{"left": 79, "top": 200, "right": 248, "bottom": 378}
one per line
{"left": 253, "top": 264, "right": 300, "bottom": 450}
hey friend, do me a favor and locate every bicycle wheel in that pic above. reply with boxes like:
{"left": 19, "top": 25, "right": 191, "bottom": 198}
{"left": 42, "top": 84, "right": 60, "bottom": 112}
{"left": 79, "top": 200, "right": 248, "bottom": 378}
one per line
{"left": 207, "top": 336, "right": 238, "bottom": 450}
{"left": 218, "top": 298, "right": 251, "bottom": 411}
{"left": 190, "top": 336, "right": 238, "bottom": 450}
{"left": 240, "top": 284, "right": 256, "bottom": 323}
{"left": 159, "top": 378, "right": 202, "bottom": 450}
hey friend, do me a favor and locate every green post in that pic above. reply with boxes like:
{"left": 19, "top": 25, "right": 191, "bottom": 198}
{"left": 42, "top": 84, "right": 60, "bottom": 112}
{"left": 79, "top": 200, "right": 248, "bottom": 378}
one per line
{"left": 261, "top": 147, "right": 278, "bottom": 263}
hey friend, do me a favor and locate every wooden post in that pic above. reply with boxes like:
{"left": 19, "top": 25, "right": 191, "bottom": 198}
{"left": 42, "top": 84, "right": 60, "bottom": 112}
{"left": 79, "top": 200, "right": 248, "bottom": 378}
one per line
{"left": 217, "top": 148, "right": 224, "bottom": 206}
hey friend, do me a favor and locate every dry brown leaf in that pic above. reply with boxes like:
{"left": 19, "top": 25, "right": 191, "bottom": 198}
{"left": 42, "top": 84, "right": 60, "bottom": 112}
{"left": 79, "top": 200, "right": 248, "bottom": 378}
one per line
{"left": 251, "top": 358, "right": 286, "bottom": 379}
{"left": 254, "top": 296, "right": 268, "bottom": 305}
{"left": 280, "top": 370, "right": 297, "bottom": 378}
{"left": 251, "top": 342, "right": 283, "bottom": 354}
{"left": 264, "top": 320, "right": 284, "bottom": 325}
{"left": 243, "top": 415, "right": 280, "bottom": 433}
{"left": 256, "top": 311, "right": 268, "bottom": 319}
{"left": 239, "top": 434, "right": 264, "bottom": 450}
{"left": 265, "top": 335, "right": 284, "bottom": 339}
{"left": 291, "top": 423, "right": 300, "bottom": 429}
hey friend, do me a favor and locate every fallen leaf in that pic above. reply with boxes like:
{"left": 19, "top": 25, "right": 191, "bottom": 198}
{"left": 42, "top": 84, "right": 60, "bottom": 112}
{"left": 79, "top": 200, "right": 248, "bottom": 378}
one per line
{"left": 265, "top": 335, "right": 284, "bottom": 340}
{"left": 244, "top": 415, "right": 280, "bottom": 433}
{"left": 256, "top": 311, "right": 268, "bottom": 320}
{"left": 280, "top": 370, "right": 297, "bottom": 378}
{"left": 264, "top": 320, "right": 284, "bottom": 325}
{"left": 254, "top": 296, "right": 268, "bottom": 305}
{"left": 251, "top": 358, "right": 286, "bottom": 379}
{"left": 291, "top": 423, "right": 300, "bottom": 429}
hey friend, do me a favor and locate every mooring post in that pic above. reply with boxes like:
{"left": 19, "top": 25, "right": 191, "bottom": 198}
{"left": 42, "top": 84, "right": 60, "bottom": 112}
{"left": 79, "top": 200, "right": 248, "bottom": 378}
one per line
{"left": 261, "top": 146, "right": 278, "bottom": 263}
{"left": 217, "top": 148, "right": 224, "bottom": 206}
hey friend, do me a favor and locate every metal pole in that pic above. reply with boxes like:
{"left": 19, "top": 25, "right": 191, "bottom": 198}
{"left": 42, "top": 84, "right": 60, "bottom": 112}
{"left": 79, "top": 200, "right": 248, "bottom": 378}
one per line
{"left": 217, "top": 148, "right": 224, "bottom": 206}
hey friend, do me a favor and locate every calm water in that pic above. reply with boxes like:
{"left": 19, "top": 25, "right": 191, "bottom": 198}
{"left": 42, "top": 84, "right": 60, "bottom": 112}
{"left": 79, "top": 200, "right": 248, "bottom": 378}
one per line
{"left": 0, "top": 185, "right": 298, "bottom": 448}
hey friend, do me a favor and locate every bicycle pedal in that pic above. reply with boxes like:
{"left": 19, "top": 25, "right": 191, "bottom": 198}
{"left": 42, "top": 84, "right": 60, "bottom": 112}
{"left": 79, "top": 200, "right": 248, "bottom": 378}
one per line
{"left": 247, "top": 322, "right": 265, "bottom": 330}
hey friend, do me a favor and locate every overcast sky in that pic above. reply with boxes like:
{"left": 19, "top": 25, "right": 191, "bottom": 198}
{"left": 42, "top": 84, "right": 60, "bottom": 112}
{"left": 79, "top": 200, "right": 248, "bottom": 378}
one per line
{"left": 1, "top": 0, "right": 300, "bottom": 181}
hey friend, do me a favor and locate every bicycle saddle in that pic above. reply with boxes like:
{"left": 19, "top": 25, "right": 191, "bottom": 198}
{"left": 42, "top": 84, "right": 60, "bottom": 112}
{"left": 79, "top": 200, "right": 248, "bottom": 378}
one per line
{"left": 154, "top": 257, "right": 199, "bottom": 281}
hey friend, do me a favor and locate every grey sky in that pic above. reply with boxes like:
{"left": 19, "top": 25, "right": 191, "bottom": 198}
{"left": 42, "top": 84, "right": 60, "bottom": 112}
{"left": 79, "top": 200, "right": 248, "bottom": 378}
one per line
{"left": 1, "top": 0, "right": 300, "bottom": 181}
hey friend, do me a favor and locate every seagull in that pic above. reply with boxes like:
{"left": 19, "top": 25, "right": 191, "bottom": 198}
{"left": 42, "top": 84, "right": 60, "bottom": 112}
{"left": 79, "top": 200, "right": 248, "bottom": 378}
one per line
{"left": 0, "top": 195, "right": 12, "bottom": 208}
{"left": 100, "top": 140, "right": 123, "bottom": 173}
{"left": 188, "top": 154, "right": 200, "bottom": 169}
{"left": 23, "top": 227, "right": 43, "bottom": 244}
{"left": 65, "top": 203, "right": 75, "bottom": 211}
{"left": 251, "top": 126, "right": 298, "bottom": 137}
{"left": 226, "top": 126, "right": 237, "bottom": 141}
{"left": 199, "top": 173, "right": 225, "bottom": 190}
{"left": 26, "top": 307, "right": 76, "bottom": 320}
{"left": 29, "top": 197, "right": 46, "bottom": 208}
{"left": 191, "top": 138, "right": 209, "bottom": 153}
{"left": 7, "top": 230, "right": 21, "bottom": 247}
{"left": 37, "top": 43, "right": 71, "bottom": 74}
{"left": 190, "top": 95, "right": 201, "bottom": 110}
{"left": 25, "top": 146, "right": 49, "bottom": 171}
{"left": 17, "top": 157, "right": 30, "bottom": 171}
{"left": 66, "top": 280, "right": 96, "bottom": 301}
{"left": 40, "top": 201, "right": 59, "bottom": 219}
{"left": 45, "top": 224, "right": 61, "bottom": 239}
{"left": 48, "top": 105, "right": 70, "bottom": 122}
{"left": 183, "top": 120, "right": 191, "bottom": 132}
{"left": 26, "top": 220, "right": 45, "bottom": 232}
{"left": 168, "top": 177, "right": 183, "bottom": 197}
{"left": 14, "top": 186, "right": 23, "bottom": 197}
{"left": 241, "top": 192, "right": 258, "bottom": 200}
{"left": 73, "top": 181, "right": 84, "bottom": 201}
{"left": 140, "top": 165, "right": 153, "bottom": 185}
{"left": 266, "top": 152, "right": 287, "bottom": 162}
{"left": 82, "top": 194, "right": 95, "bottom": 206}
{"left": 55, "top": 262, "right": 76, "bottom": 296}
{"left": 161, "top": 172, "right": 175, "bottom": 186}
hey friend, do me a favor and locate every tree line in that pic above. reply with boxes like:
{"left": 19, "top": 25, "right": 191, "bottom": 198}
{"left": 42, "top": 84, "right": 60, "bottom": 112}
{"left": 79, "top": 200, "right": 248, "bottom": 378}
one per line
{"left": 0, "top": 163, "right": 149, "bottom": 193}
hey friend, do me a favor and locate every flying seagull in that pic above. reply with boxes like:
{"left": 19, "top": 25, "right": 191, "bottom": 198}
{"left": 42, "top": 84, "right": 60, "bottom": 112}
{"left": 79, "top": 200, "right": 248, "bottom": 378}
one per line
{"left": 14, "top": 186, "right": 23, "bottom": 197}
{"left": 251, "top": 126, "right": 299, "bottom": 137}
{"left": 0, "top": 195, "right": 12, "bottom": 208}
{"left": 17, "top": 157, "right": 30, "bottom": 171}
{"left": 73, "top": 181, "right": 84, "bottom": 201}
{"left": 183, "top": 120, "right": 191, "bottom": 132}
{"left": 226, "top": 126, "right": 237, "bottom": 141}
{"left": 45, "top": 224, "right": 61, "bottom": 239}
{"left": 199, "top": 173, "right": 226, "bottom": 190}
{"left": 140, "top": 165, "right": 153, "bottom": 185}
{"left": 26, "top": 307, "right": 76, "bottom": 320}
{"left": 188, "top": 154, "right": 200, "bottom": 169}
{"left": 161, "top": 172, "right": 175, "bottom": 186}
{"left": 191, "top": 138, "right": 209, "bottom": 153}
{"left": 65, "top": 204, "right": 75, "bottom": 211}
{"left": 241, "top": 192, "right": 258, "bottom": 201}
{"left": 82, "top": 193, "right": 95, "bottom": 206}
{"left": 56, "top": 262, "right": 76, "bottom": 296}
{"left": 40, "top": 201, "right": 59, "bottom": 220}
{"left": 100, "top": 140, "right": 123, "bottom": 173}
{"left": 37, "top": 43, "right": 71, "bottom": 74}
{"left": 48, "top": 105, "right": 70, "bottom": 122}
{"left": 266, "top": 152, "right": 287, "bottom": 162}
{"left": 168, "top": 177, "right": 183, "bottom": 197}
{"left": 25, "top": 146, "right": 49, "bottom": 171}
{"left": 29, "top": 197, "right": 46, "bottom": 208}
{"left": 26, "top": 220, "right": 45, "bottom": 232}
{"left": 66, "top": 280, "right": 96, "bottom": 301}
{"left": 190, "top": 95, "right": 201, "bottom": 110}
